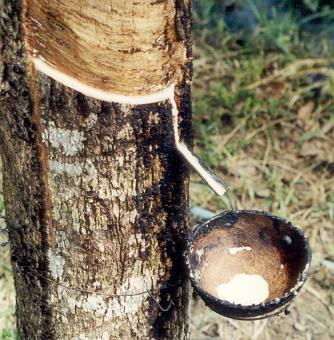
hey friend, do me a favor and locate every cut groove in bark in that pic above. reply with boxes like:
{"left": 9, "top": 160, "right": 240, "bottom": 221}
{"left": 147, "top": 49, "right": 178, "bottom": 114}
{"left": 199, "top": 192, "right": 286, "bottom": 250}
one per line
{"left": 24, "top": 0, "right": 187, "bottom": 95}
{"left": 0, "top": 0, "right": 193, "bottom": 338}
{"left": 33, "top": 57, "right": 227, "bottom": 196}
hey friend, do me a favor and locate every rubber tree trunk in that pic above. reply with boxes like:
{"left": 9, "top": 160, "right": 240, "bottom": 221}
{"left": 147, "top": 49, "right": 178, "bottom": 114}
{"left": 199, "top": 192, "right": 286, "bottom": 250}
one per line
{"left": 0, "top": 1, "right": 192, "bottom": 339}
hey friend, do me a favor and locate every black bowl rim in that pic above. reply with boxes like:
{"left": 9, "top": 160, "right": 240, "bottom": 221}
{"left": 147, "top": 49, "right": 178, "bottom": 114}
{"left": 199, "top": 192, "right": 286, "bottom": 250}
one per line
{"left": 187, "top": 209, "right": 312, "bottom": 318}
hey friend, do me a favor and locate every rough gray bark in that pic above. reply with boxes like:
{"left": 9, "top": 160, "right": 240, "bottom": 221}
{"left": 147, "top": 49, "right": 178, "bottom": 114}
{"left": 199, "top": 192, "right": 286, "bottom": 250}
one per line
{"left": 0, "top": 0, "right": 192, "bottom": 339}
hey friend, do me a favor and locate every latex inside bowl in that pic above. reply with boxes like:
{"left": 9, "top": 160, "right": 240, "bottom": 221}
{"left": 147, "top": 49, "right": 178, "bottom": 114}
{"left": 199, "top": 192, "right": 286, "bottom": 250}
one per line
{"left": 188, "top": 210, "right": 311, "bottom": 319}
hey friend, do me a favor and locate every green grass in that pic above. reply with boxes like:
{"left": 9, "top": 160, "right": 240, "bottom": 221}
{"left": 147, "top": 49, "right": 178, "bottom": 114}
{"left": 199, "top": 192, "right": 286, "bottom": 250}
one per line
{"left": 0, "top": 162, "right": 16, "bottom": 339}
{"left": 194, "top": 0, "right": 334, "bottom": 56}
{"left": 1, "top": 327, "right": 17, "bottom": 340}
{"left": 191, "top": 4, "right": 334, "bottom": 337}
{"left": 191, "top": 0, "right": 334, "bottom": 228}
{"left": 1, "top": 1, "right": 334, "bottom": 339}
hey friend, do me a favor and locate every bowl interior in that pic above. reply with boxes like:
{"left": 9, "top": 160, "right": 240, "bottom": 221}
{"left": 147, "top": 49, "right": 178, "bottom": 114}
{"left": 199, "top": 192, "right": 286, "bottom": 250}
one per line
{"left": 189, "top": 211, "right": 310, "bottom": 306}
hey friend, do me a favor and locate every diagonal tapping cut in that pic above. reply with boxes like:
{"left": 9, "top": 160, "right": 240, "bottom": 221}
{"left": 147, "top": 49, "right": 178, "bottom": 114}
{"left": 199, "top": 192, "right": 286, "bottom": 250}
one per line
{"left": 33, "top": 57, "right": 228, "bottom": 196}
{"left": 8, "top": 1, "right": 192, "bottom": 338}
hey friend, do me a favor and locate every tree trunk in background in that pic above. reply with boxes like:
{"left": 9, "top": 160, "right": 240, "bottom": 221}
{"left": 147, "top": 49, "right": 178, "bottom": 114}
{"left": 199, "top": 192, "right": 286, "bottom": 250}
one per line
{"left": 0, "top": 1, "right": 192, "bottom": 339}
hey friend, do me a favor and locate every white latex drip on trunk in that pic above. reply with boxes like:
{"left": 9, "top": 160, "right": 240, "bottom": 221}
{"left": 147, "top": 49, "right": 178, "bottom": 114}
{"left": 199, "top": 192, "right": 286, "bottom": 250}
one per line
{"left": 33, "top": 57, "right": 228, "bottom": 196}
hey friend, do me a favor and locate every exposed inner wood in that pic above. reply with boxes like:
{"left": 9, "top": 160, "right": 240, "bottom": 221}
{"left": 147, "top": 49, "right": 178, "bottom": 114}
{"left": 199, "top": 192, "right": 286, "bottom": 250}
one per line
{"left": 1, "top": 0, "right": 192, "bottom": 338}
{"left": 24, "top": 0, "right": 187, "bottom": 95}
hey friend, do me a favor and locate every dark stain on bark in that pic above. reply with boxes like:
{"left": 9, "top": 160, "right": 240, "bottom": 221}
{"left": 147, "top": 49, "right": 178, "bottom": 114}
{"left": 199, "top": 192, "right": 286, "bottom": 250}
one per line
{"left": 130, "top": 88, "right": 191, "bottom": 338}
{"left": 75, "top": 92, "right": 91, "bottom": 118}
{"left": 151, "top": 80, "right": 191, "bottom": 340}
{"left": 0, "top": 1, "right": 55, "bottom": 338}
{"left": 0, "top": 0, "right": 192, "bottom": 337}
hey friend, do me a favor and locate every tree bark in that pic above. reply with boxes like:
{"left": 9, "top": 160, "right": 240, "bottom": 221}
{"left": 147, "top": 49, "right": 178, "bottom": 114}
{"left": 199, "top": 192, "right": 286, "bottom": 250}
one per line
{"left": 0, "top": 1, "right": 192, "bottom": 339}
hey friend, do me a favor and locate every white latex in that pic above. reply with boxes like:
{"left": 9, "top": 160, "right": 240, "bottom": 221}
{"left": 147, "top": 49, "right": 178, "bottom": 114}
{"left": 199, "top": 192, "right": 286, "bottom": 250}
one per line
{"left": 216, "top": 273, "right": 269, "bottom": 305}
